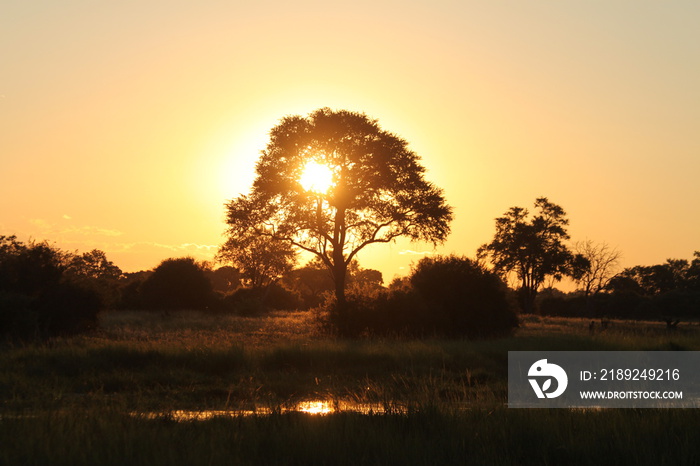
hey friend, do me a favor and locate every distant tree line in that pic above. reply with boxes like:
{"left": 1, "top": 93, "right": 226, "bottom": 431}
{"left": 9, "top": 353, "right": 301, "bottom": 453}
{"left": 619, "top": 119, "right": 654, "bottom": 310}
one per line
{"left": 0, "top": 232, "right": 392, "bottom": 339}
{"left": 3, "top": 106, "right": 696, "bottom": 339}
{"left": 3, "top": 195, "right": 696, "bottom": 341}
{"left": 539, "top": 252, "right": 700, "bottom": 320}
{"left": 0, "top": 235, "right": 115, "bottom": 339}
{"left": 0, "top": 230, "right": 520, "bottom": 340}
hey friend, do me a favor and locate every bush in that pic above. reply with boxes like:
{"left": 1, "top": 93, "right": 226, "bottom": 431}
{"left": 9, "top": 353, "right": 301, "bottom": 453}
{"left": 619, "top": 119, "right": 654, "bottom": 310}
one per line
{"left": 316, "top": 288, "right": 409, "bottom": 337}
{"left": 0, "top": 291, "right": 38, "bottom": 340}
{"left": 139, "top": 258, "right": 214, "bottom": 311}
{"left": 33, "top": 282, "right": 102, "bottom": 336}
{"left": 223, "top": 283, "right": 302, "bottom": 316}
{"left": 0, "top": 236, "right": 105, "bottom": 339}
{"left": 322, "top": 255, "right": 518, "bottom": 338}
{"left": 409, "top": 255, "right": 518, "bottom": 338}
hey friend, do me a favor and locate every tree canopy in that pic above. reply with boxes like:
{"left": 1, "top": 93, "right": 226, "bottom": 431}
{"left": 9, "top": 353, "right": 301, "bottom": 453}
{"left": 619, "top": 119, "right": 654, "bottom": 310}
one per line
{"left": 225, "top": 108, "right": 452, "bottom": 315}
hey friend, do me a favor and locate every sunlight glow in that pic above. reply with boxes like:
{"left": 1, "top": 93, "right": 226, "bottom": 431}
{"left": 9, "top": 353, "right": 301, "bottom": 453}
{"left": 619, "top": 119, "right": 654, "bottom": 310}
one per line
{"left": 299, "top": 161, "right": 334, "bottom": 194}
{"left": 297, "top": 401, "right": 334, "bottom": 415}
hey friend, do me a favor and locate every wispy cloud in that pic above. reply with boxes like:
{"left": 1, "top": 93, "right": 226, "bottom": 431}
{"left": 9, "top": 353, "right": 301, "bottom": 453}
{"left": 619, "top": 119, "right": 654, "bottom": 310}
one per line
{"left": 398, "top": 250, "right": 436, "bottom": 256}
{"left": 29, "top": 218, "right": 123, "bottom": 237}
{"left": 119, "top": 242, "right": 218, "bottom": 253}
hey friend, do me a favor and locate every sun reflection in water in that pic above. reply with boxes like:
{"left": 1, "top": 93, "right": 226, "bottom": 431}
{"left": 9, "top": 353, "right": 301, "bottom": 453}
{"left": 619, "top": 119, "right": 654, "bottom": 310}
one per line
{"left": 137, "top": 400, "right": 412, "bottom": 421}
{"left": 296, "top": 400, "right": 334, "bottom": 415}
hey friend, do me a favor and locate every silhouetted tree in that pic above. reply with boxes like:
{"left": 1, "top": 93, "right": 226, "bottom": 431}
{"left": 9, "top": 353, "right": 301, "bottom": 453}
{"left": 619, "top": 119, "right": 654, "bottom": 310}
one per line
{"left": 608, "top": 257, "right": 696, "bottom": 296}
{"left": 0, "top": 236, "right": 103, "bottom": 338}
{"left": 225, "top": 108, "right": 452, "bottom": 325}
{"left": 63, "top": 249, "right": 123, "bottom": 308}
{"left": 0, "top": 236, "right": 64, "bottom": 296}
{"left": 478, "top": 197, "right": 588, "bottom": 314}
{"left": 217, "top": 234, "right": 297, "bottom": 289}
{"left": 574, "top": 240, "right": 622, "bottom": 297}
{"left": 64, "top": 249, "right": 122, "bottom": 280}
{"left": 140, "top": 257, "right": 213, "bottom": 311}
{"left": 600, "top": 253, "right": 700, "bottom": 319}
{"left": 351, "top": 267, "right": 384, "bottom": 291}
{"left": 280, "top": 257, "right": 382, "bottom": 309}
{"left": 282, "top": 257, "right": 335, "bottom": 309}
{"left": 206, "top": 266, "right": 242, "bottom": 294}
{"left": 687, "top": 252, "right": 700, "bottom": 291}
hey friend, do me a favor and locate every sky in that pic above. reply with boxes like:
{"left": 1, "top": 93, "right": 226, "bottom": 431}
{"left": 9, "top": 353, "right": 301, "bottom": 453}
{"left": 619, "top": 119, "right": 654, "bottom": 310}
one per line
{"left": 2, "top": 1, "right": 699, "bottom": 283}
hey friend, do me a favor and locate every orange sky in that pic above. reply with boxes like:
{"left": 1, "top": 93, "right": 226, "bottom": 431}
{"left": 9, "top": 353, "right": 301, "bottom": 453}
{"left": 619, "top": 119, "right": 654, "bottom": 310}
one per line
{"left": 2, "top": 1, "right": 699, "bottom": 282}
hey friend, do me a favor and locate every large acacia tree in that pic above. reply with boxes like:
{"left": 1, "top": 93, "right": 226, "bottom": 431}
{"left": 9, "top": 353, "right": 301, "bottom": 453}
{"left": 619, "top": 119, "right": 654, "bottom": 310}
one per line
{"left": 478, "top": 197, "right": 588, "bottom": 314}
{"left": 225, "top": 108, "right": 452, "bottom": 317}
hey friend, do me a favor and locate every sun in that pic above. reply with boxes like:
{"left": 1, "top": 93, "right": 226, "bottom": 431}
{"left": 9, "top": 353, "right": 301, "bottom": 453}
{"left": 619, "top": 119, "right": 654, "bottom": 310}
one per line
{"left": 299, "top": 161, "right": 334, "bottom": 194}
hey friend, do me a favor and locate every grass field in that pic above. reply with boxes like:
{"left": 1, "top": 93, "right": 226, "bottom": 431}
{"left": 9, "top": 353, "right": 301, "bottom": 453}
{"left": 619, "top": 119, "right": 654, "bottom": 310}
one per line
{"left": 1, "top": 310, "right": 699, "bottom": 465}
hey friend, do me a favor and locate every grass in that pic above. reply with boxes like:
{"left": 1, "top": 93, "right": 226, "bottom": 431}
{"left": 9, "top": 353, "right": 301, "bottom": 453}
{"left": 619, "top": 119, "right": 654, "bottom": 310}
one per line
{"left": 2, "top": 407, "right": 700, "bottom": 465}
{"left": 1, "top": 310, "right": 700, "bottom": 465}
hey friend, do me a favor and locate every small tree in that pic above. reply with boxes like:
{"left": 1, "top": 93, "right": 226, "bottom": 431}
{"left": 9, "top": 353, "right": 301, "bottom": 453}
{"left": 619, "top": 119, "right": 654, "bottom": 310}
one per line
{"left": 206, "top": 266, "right": 242, "bottom": 294}
{"left": 225, "top": 108, "right": 452, "bottom": 324}
{"left": 64, "top": 249, "right": 122, "bottom": 280}
{"left": 478, "top": 197, "right": 588, "bottom": 314}
{"left": 217, "top": 235, "right": 297, "bottom": 289}
{"left": 574, "top": 240, "right": 621, "bottom": 297}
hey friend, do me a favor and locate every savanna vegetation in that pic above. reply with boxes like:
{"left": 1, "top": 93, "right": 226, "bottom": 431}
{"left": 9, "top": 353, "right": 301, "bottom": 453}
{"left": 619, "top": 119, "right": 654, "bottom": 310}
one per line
{"left": 3, "top": 109, "right": 700, "bottom": 464}
{"left": 1, "top": 311, "right": 700, "bottom": 465}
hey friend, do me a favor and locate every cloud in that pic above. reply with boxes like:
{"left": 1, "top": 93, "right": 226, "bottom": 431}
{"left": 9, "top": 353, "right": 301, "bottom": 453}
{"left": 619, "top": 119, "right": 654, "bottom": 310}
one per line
{"left": 398, "top": 250, "right": 436, "bottom": 256}
{"left": 28, "top": 218, "right": 122, "bottom": 237}
{"left": 119, "top": 242, "right": 218, "bottom": 253}
{"left": 60, "top": 225, "right": 123, "bottom": 237}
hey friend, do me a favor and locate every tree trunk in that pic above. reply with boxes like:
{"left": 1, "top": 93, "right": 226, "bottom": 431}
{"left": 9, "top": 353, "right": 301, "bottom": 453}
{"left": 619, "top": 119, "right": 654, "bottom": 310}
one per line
{"left": 331, "top": 203, "right": 349, "bottom": 333}
{"left": 332, "top": 256, "right": 348, "bottom": 333}
{"left": 518, "top": 285, "right": 537, "bottom": 315}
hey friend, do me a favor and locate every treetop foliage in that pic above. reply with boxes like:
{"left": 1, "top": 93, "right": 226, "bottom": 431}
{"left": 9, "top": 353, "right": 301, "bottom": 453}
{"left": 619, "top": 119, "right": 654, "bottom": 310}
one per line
{"left": 225, "top": 108, "right": 453, "bottom": 315}
{"left": 225, "top": 108, "right": 452, "bottom": 266}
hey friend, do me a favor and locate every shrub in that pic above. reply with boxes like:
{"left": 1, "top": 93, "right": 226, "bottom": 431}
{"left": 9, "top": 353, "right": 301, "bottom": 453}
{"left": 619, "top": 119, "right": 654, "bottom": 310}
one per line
{"left": 0, "top": 291, "right": 38, "bottom": 340}
{"left": 323, "top": 255, "right": 518, "bottom": 338}
{"left": 0, "top": 237, "right": 104, "bottom": 339}
{"left": 33, "top": 282, "right": 102, "bottom": 336}
{"left": 223, "top": 283, "right": 302, "bottom": 316}
{"left": 409, "top": 255, "right": 518, "bottom": 338}
{"left": 139, "top": 258, "right": 214, "bottom": 311}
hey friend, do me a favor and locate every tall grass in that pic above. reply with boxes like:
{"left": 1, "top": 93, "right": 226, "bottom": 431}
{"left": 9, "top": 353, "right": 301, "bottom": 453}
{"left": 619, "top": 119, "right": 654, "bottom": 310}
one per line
{"left": 1, "top": 311, "right": 699, "bottom": 464}
{"left": 2, "top": 407, "right": 699, "bottom": 466}
{"left": 2, "top": 311, "right": 698, "bottom": 411}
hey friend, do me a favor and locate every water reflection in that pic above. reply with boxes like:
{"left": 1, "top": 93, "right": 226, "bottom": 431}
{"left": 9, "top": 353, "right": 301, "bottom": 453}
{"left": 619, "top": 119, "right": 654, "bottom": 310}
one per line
{"left": 140, "top": 400, "right": 407, "bottom": 421}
